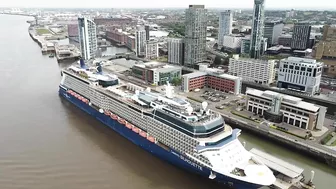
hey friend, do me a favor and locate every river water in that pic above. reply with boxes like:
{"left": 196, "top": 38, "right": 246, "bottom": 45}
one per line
{"left": 0, "top": 15, "right": 334, "bottom": 189}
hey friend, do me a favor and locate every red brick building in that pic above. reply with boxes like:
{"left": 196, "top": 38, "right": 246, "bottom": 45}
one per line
{"left": 182, "top": 72, "right": 241, "bottom": 95}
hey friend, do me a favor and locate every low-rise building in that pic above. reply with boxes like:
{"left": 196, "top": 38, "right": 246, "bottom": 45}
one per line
{"left": 228, "top": 55, "right": 275, "bottom": 84}
{"left": 277, "top": 57, "right": 323, "bottom": 95}
{"left": 245, "top": 88, "right": 327, "bottom": 130}
{"left": 131, "top": 62, "right": 181, "bottom": 86}
{"left": 182, "top": 67, "right": 241, "bottom": 94}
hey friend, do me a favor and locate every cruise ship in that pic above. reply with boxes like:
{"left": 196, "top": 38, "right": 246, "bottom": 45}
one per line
{"left": 58, "top": 61, "right": 276, "bottom": 189}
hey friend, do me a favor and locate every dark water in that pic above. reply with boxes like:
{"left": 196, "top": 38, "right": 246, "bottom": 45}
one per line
{"left": 0, "top": 15, "right": 335, "bottom": 189}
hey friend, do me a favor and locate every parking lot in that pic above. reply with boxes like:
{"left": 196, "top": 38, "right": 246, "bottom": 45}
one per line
{"left": 185, "top": 88, "right": 245, "bottom": 110}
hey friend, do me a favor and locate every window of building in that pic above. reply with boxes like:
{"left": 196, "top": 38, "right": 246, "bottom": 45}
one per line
{"left": 301, "top": 122, "right": 307, "bottom": 129}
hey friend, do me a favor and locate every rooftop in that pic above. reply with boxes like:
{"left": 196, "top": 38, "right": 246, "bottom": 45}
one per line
{"left": 246, "top": 88, "right": 321, "bottom": 112}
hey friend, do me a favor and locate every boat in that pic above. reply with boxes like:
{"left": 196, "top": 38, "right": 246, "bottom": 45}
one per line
{"left": 58, "top": 62, "right": 276, "bottom": 189}
{"left": 49, "top": 54, "right": 55, "bottom": 58}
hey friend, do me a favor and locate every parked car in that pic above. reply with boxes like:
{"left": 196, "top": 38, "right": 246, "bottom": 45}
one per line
{"left": 216, "top": 106, "right": 225, "bottom": 110}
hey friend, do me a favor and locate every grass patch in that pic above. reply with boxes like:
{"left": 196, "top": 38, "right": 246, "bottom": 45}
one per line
{"left": 36, "top": 28, "right": 51, "bottom": 35}
{"left": 321, "top": 133, "right": 334, "bottom": 145}
{"left": 187, "top": 96, "right": 202, "bottom": 103}
{"left": 231, "top": 111, "right": 261, "bottom": 123}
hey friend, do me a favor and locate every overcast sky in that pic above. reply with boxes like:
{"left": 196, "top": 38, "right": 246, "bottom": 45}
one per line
{"left": 0, "top": 0, "right": 335, "bottom": 9}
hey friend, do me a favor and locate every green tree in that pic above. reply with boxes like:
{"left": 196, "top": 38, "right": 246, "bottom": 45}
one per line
{"left": 171, "top": 77, "right": 182, "bottom": 86}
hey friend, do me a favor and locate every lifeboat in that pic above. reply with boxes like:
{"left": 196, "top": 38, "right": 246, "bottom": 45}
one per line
{"left": 139, "top": 131, "right": 147, "bottom": 138}
{"left": 125, "top": 122, "right": 132, "bottom": 129}
{"left": 118, "top": 118, "right": 126, "bottom": 125}
{"left": 75, "top": 94, "right": 79, "bottom": 98}
{"left": 132, "top": 127, "right": 139, "bottom": 133}
{"left": 67, "top": 90, "right": 71, "bottom": 93}
{"left": 78, "top": 96, "right": 83, "bottom": 101}
{"left": 70, "top": 91, "right": 74, "bottom": 95}
{"left": 147, "top": 136, "right": 155, "bottom": 143}
{"left": 111, "top": 114, "right": 118, "bottom": 120}
{"left": 104, "top": 111, "right": 111, "bottom": 116}
{"left": 81, "top": 98, "right": 86, "bottom": 103}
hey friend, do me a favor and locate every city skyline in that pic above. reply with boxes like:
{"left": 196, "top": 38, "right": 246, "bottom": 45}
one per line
{"left": 1, "top": 0, "right": 336, "bottom": 10}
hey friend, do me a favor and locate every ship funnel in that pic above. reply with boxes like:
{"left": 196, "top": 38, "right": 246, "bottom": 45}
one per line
{"left": 96, "top": 62, "right": 102, "bottom": 74}
{"left": 80, "top": 59, "right": 85, "bottom": 69}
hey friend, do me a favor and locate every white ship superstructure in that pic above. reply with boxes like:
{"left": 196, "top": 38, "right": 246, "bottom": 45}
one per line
{"left": 59, "top": 62, "right": 275, "bottom": 188}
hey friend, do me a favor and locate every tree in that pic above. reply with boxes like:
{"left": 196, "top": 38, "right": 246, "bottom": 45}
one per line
{"left": 171, "top": 77, "right": 182, "bottom": 86}
{"left": 214, "top": 55, "right": 223, "bottom": 65}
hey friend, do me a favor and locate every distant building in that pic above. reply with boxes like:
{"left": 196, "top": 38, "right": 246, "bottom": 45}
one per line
{"left": 184, "top": 5, "right": 207, "bottom": 68}
{"left": 245, "top": 88, "right": 326, "bottom": 130}
{"left": 135, "top": 26, "right": 146, "bottom": 57}
{"left": 263, "top": 21, "right": 284, "bottom": 46}
{"left": 240, "top": 36, "right": 267, "bottom": 56}
{"left": 228, "top": 55, "right": 275, "bottom": 84}
{"left": 315, "top": 25, "right": 336, "bottom": 61}
{"left": 223, "top": 35, "right": 243, "bottom": 53}
{"left": 106, "top": 29, "right": 126, "bottom": 44}
{"left": 126, "top": 36, "right": 136, "bottom": 51}
{"left": 167, "top": 38, "right": 184, "bottom": 65}
{"left": 182, "top": 69, "right": 241, "bottom": 94}
{"left": 277, "top": 57, "right": 323, "bottom": 95}
{"left": 78, "top": 17, "right": 97, "bottom": 60}
{"left": 291, "top": 23, "right": 311, "bottom": 50}
{"left": 145, "top": 40, "right": 159, "bottom": 60}
{"left": 218, "top": 10, "right": 233, "bottom": 47}
{"left": 67, "top": 23, "right": 79, "bottom": 37}
{"left": 278, "top": 34, "right": 292, "bottom": 47}
{"left": 250, "top": 0, "right": 265, "bottom": 59}
{"left": 131, "top": 62, "right": 181, "bottom": 86}
{"left": 145, "top": 25, "right": 150, "bottom": 41}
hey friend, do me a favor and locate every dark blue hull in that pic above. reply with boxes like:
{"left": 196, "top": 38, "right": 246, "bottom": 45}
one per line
{"left": 59, "top": 86, "right": 262, "bottom": 189}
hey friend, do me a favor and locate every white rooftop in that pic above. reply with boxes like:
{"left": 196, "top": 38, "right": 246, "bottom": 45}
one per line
{"left": 246, "top": 88, "right": 320, "bottom": 112}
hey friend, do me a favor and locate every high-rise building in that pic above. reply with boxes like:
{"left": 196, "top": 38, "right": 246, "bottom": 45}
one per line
{"left": 250, "top": 0, "right": 265, "bottom": 59}
{"left": 277, "top": 57, "right": 323, "bottom": 95}
{"left": 184, "top": 5, "right": 207, "bottom": 68}
{"left": 291, "top": 22, "right": 311, "bottom": 50}
{"left": 135, "top": 26, "right": 146, "bottom": 57}
{"left": 145, "top": 39, "right": 159, "bottom": 60}
{"left": 145, "top": 25, "right": 150, "bottom": 41}
{"left": 78, "top": 17, "right": 97, "bottom": 60}
{"left": 263, "top": 20, "right": 284, "bottom": 46}
{"left": 241, "top": 36, "right": 268, "bottom": 55}
{"left": 167, "top": 38, "right": 184, "bottom": 65}
{"left": 322, "top": 25, "right": 336, "bottom": 41}
{"left": 218, "top": 10, "right": 233, "bottom": 47}
{"left": 315, "top": 25, "right": 336, "bottom": 61}
{"left": 228, "top": 55, "right": 275, "bottom": 85}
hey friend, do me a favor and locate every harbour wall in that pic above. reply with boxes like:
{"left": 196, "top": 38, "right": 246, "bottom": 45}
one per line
{"left": 222, "top": 114, "right": 336, "bottom": 169}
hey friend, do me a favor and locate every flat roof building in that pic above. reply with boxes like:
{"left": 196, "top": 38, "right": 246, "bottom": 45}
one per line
{"left": 246, "top": 88, "right": 327, "bottom": 130}
{"left": 132, "top": 62, "right": 181, "bottom": 86}
{"left": 182, "top": 67, "right": 241, "bottom": 95}
{"left": 277, "top": 57, "right": 323, "bottom": 95}
{"left": 228, "top": 55, "right": 275, "bottom": 85}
